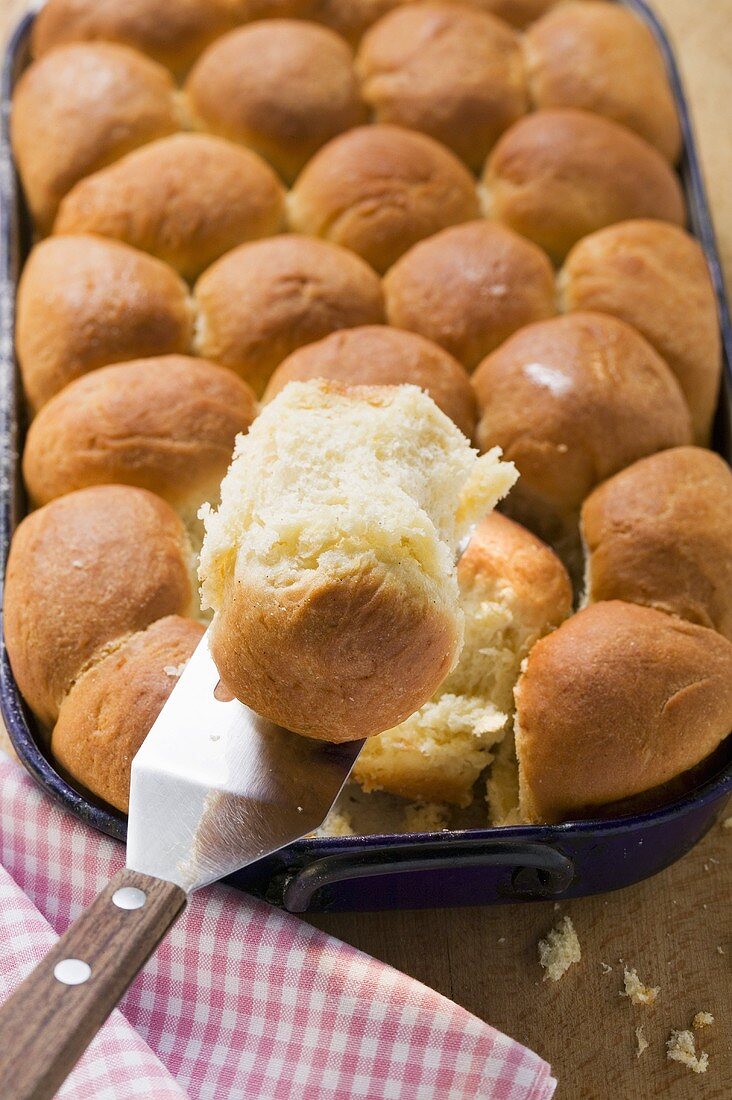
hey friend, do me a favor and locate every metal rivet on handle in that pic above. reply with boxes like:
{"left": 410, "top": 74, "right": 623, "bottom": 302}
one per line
{"left": 53, "top": 959, "right": 91, "bottom": 986}
{"left": 112, "top": 886, "right": 147, "bottom": 910}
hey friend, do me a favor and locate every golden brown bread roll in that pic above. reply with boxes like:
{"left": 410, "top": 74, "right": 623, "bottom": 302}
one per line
{"left": 263, "top": 325, "right": 476, "bottom": 437}
{"left": 30, "top": 0, "right": 235, "bottom": 76}
{"left": 483, "top": 109, "right": 685, "bottom": 262}
{"left": 22, "top": 356, "right": 258, "bottom": 530}
{"left": 472, "top": 312, "right": 693, "bottom": 559}
{"left": 53, "top": 134, "right": 285, "bottom": 282}
{"left": 16, "top": 236, "right": 193, "bottom": 412}
{"left": 52, "top": 617, "right": 205, "bottom": 812}
{"left": 459, "top": 0, "right": 561, "bottom": 28}
{"left": 228, "top": 0, "right": 314, "bottom": 16}
{"left": 4, "top": 486, "right": 195, "bottom": 729}
{"left": 514, "top": 601, "right": 732, "bottom": 824}
{"left": 581, "top": 447, "right": 732, "bottom": 640}
{"left": 311, "top": 0, "right": 562, "bottom": 38}
{"left": 356, "top": 3, "right": 528, "bottom": 170}
{"left": 524, "top": 1, "right": 681, "bottom": 162}
{"left": 309, "top": 0, "right": 407, "bottom": 43}
{"left": 354, "top": 512, "right": 571, "bottom": 805}
{"left": 11, "top": 43, "right": 179, "bottom": 232}
{"left": 384, "top": 221, "right": 556, "bottom": 371}
{"left": 185, "top": 21, "right": 366, "bottom": 183}
{"left": 193, "top": 235, "right": 385, "bottom": 395}
{"left": 199, "top": 380, "right": 517, "bottom": 741}
{"left": 559, "top": 220, "right": 721, "bottom": 444}
{"left": 288, "top": 125, "right": 480, "bottom": 273}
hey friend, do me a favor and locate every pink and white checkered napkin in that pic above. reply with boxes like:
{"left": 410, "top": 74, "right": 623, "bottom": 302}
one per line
{"left": 0, "top": 753, "right": 556, "bottom": 1100}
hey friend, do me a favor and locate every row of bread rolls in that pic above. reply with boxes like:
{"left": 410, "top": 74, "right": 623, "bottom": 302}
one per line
{"left": 3, "top": 484, "right": 206, "bottom": 810}
{"left": 21, "top": 109, "right": 684, "bottom": 276}
{"left": 497, "top": 445, "right": 732, "bottom": 823}
{"left": 18, "top": 217, "right": 720, "bottom": 453}
{"left": 28, "top": 1, "right": 656, "bottom": 75}
{"left": 355, "top": 449, "right": 732, "bottom": 817}
{"left": 13, "top": 4, "right": 682, "bottom": 244}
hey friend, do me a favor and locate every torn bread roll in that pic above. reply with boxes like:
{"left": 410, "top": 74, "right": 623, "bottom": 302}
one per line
{"left": 524, "top": 1, "right": 680, "bottom": 162}
{"left": 54, "top": 134, "right": 285, "bottom": 281}
{"left": 514, "top": 601, "right": 732, "bottom": 824}
{"left": 356, "top": 3, "right": 528, "bottom": 170}
{"left": 581, "top": 447, "right": 732, "bottom": 640}
{"left": 288, "top": 125, "right": 480, "bottom": 273}
{"left": 185, "top": 20, "right": 366, "bottom": 183}
{"left": 353, "top": 513, "right": 571, "bottom": 805}
{"left": 30, "top": 0, "right": 235, "bottom": 76}
{"left": 4, "top": 486, "right": 195, "bottom": 729}
{"left": 52, "top": 617, "right": 205, "bottom": 812}
{"left": 16, "top": 236, "right": 193, "bottom": 412}
{"left": 559, "top": 220, "right": 721, "bottom": 444}
{"left": 193, "top": 235, "right": 385, "bottom": 395}
{"left": 11, "top": 43, "right": 179, "bottom": 231}
{"left": 472, "top": 313, "right": 693, "bottom": 566}
{"left": 384, "top": 221, "right": 556, "bottom": 371}
{"left": 22, "top": 356, "right": 258, "bottom": 533}
{"left": 482, "top": 109, "right": 685, "bottom": 262}
{"left": 198, "top": 380, "right": 517, "bottom": 741}
{"left": 263, "top": 325, "right": 477, "bottom": 438}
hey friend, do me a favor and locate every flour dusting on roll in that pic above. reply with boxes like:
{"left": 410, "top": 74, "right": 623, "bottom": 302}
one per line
{"left": 199, "top": 380, "right": 517, "bottom": 741}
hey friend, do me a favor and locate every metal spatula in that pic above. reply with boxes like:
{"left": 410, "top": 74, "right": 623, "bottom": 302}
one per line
{"left": 0, "top": 627, "right": 363, "bottom": 1100}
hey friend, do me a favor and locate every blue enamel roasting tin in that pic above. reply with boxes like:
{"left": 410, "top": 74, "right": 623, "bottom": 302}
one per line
{"left": 1, "top": 1, "right": 730, "bottom": 912}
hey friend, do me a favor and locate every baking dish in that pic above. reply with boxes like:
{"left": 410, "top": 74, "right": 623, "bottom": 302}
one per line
{"left": 1, "top": 1, "right": 730, "bottom": 913}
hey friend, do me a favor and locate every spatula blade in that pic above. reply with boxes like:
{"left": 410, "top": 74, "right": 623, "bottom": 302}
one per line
{"left": 127, "top": 628, "right": 363, "bottom": 892}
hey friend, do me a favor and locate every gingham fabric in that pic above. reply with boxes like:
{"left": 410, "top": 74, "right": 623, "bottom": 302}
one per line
{"left": 0, "top": 753, "right": 557, "bottom": 1099}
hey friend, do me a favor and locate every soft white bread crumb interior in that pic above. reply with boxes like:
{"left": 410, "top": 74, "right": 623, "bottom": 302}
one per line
{"left": 354, "top": 513, "right": 571, "bottom": 803}
{"left": 199, "top": 380, "right": 517, "bottom": 741}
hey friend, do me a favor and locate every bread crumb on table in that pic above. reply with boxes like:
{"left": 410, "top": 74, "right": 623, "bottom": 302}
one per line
{"left": 600, "top": 962, "right": 613, "bottom": 974}
{"left": 722, "top": 815, "right": 732, "bottom": 830}
{"left": 538, "top": 916, "right": 580, "bottom": 982}
{"left": 635, "top": 1026, "right": 648, "bottom": 1058}
{"left": 666, "top": 1029, "right": 709, "bottom": 1074}
{"left": 692, "top": 1012, "right": 714, "bottom": 1030}
{"left": 621, "top": 966, "right": 660, "bottom": 1006}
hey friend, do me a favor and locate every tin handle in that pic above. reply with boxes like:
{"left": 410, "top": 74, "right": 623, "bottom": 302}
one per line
{"left": 280, "top": 838, "right": 574, "bottom": 912}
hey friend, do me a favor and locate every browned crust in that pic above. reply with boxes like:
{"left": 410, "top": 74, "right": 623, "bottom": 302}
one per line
{"left": 11, "top": 42, "right": 178, "bottom": 231}
{"left": 54, "top": 134, "right": 285, "bottom": 281}
{"left": 356, "top": 3, "right": 528, "bottom": 170}
{"left": 471, "top": 313, "right": 692, "bottom": 531}
{"left": 515, "top": 601, "right": 732, "bottom": 823}
{"left": 483, "top": 109, "right": 685, "bottom": 262}
{"left": 288, "top": 124, "right": 480, "bottom": 273}
{"left": 4, "top": 486, "right": 194, "bottom": 728}
{"left": 384, "top": 220, "right": 556, "bottom": 371}
{"left": 460, "top": 512, "right": 572, "bottom": 635}
{"left": 16, "top": 236, "right": 193, "bottom": 413}
{"left": 30, "top": 0, "right": 235, "bottom": 76}
{"left": 581, "top": 447, "right": 732, "bottom": 640}
{"left": 560, "top": 220, "right": 721, "bottom": 444}
{"left": 263, "top": 325, "right": 476, "bottom": 437}
{"left": 22, "top": 355, "right": 257, "bottom": 511}
{"left": 185, "top": 20, "right": 366, "bottom": 183}
{"left": 52, "top": 617, "right": 205, "bottom": 812}
{"left": 309, "top": 0, "right": 406, "bottom": 43}
{"left": 209, "top": 560, "right": 461, "bottom": 742}
{"left": 523, "top": 1, "right": 681, "bottom": 162}
{"left": 193, "top": 234, "right": 385, "bottom": 395}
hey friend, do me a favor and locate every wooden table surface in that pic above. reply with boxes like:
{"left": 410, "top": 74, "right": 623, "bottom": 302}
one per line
{"left": 1, "top": 1, "right": 730, "bottom": 1096}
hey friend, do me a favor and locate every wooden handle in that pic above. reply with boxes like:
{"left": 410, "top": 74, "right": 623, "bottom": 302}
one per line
{"left": 0, "top": 867, "right": 186, "bottom": 1100}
